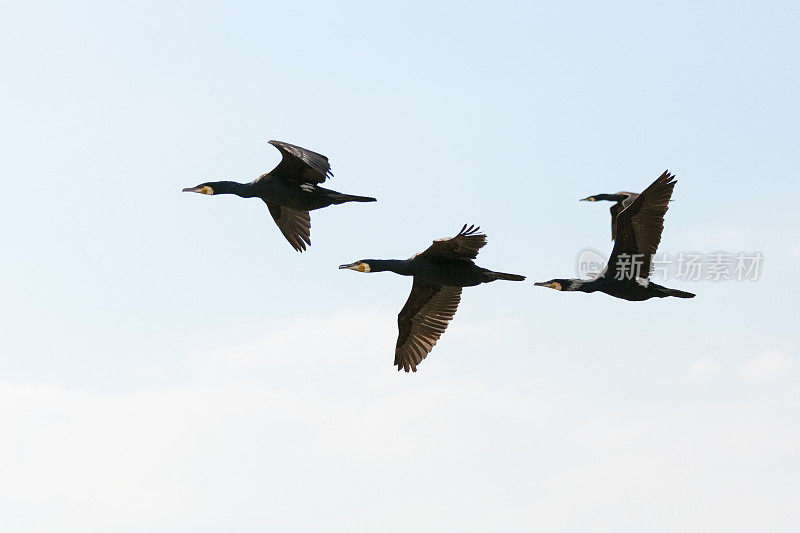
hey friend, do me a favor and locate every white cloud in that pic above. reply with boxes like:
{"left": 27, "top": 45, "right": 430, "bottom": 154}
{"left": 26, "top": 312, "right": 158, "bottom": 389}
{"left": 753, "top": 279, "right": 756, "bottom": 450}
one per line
{"left": 1, "top": 312, "right": 800, "bottom": 532}
{"left": 739, "top": 350, "right": 794, "bottom": 382}
{"left": 2, "top": 378, "right": 799, "bottom": 532}
{"left": 688, "top": 358, "right": 722, "bottom": 381}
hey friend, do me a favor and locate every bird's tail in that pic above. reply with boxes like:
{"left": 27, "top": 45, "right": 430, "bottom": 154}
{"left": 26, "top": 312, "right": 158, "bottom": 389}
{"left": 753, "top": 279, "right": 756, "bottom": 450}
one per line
{"left": 486, "top": 271, "right": 526, "bottom": 282}
{"left": 331, "top": 193, "right": 377, "bottom": 204}
{"left": 665, "top": 288, "right": 695, "bottom": 298}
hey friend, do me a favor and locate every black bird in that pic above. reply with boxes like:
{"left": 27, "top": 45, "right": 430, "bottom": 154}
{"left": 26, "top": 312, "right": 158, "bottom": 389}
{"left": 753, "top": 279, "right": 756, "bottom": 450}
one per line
{"left": 580, "top": 191, "right": 638, "bottom": 241}
{"left": 340, "top": 225, "right": 526, "bottom": 372}
{"left": 183, "top": 140, "right": 376, "bottom": 252}
{"left": 536, "top": 171, "right": 695, "bottom": 301}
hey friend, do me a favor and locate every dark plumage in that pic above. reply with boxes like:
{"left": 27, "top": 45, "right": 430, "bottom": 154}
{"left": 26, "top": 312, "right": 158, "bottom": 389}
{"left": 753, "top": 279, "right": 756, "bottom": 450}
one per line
{"left": 536, "top": 171, "right": 695, "bottom": 301}
{"left": 580, "top": 191, "right": 638, "bottom": 240}
{"left": 340, "top": 225, "right": 525, "bottom": 372}
{"left": 183, "top": 140, "right": 376, "bottom": 251}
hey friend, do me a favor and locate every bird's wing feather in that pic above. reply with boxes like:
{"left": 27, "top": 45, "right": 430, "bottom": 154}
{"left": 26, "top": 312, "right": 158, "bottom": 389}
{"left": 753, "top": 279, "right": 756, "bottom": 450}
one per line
{"left": 395, "top": 280, "right": 462, "bottom": 372}
{"left": 609, "top": 203, "right": 621, "bottom": 241}
{"left": 609, "top": 193, "right": 637, "bottom": 241}
{"left": 265, "top": 140, "right": 332, "bottom": 184}
{"left": 606, "top": 171, "right": 676, "bottom": 279}
{"left": 419, "top": 224, "right": 487, "bottom": 261}
{"left": 265, "top": 201, "right": 311, "bottom": 252}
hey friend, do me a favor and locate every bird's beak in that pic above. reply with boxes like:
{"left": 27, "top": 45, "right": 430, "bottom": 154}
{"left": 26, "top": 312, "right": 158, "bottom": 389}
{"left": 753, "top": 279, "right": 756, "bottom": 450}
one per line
{"left": 183, "top": 185, "right": 213, "bottom": 195}
{"left": 534, "top": 281, "right": 561, "bottom": 290}
{"left": 579, "top": 196, "right": 595, "bottom": 202}
{"left": 339, "top": 262, "right": 369, "bottom": 272}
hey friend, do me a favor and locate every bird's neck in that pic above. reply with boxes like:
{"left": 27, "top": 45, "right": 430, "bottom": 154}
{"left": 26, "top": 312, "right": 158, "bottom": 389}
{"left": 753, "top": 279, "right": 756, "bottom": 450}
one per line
{"left": 567, "top": 279, "right": 598, "bottom": 292}
{"left": 209, "top": 181, "right": 256, "bottom": 198}
{"left": 370, "top": 259, "right": 414, "bottom": 276}
{"left": 596, "top": 193, "right": 627, "bottom": 202}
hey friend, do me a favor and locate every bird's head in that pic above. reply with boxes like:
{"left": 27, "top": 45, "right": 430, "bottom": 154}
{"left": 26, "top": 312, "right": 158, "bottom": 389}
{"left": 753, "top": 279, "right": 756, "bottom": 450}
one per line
{"left": 182, "top": 182, "right": 216, "bottom": 195}
{"left": 338, "top": 260, "right": 373, "bottom": 273}
{"left": 534, "top": 278, "right": 571, "bottom": 291}
{"left": 182, "top": 181, "right": 241, "bottom": 195}
{"left": 579, "top": 195, "right": 599, "bottom": 202}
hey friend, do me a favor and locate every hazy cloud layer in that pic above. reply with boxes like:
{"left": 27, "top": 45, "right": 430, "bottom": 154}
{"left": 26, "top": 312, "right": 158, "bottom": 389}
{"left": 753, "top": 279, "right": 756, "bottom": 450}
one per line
{"left": 688, "top": 357, "right": 723, "bottom": 380}
{"left": 739, "top": 350, "right": 794, "bottom": 382}
{"left": 2, "top": 311, "right": 798, "bottom": 533}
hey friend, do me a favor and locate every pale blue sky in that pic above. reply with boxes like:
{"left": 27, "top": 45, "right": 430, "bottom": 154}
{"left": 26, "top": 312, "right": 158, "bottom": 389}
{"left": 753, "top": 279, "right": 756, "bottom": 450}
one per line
{"left": 1, "top": 1, "right": 798, "bottom": 531}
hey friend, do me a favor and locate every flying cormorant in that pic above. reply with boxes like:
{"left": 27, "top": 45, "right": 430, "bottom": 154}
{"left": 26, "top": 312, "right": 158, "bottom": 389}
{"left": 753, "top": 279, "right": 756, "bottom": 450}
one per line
{"left": 183, "top": 140, "right": 376, "bottom": 251}
{"left": 536, "top": 171, "right": 695, "bottom": 301}
{"left": 340, "top": 225, "right": 526, "bottom": 372}
{"left": 580, "top": 191, "right": 638, "bottom": 241}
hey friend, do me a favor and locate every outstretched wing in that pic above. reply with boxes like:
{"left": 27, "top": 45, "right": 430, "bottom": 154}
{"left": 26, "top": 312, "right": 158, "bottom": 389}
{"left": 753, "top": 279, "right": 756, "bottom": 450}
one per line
{"left": 609, "top": 192, "right": 638, "bottom": 241}
{"left": 606, "top": 171, "right": 676, "bottom": 279}
{"left": 418, "top": 224, "right": 487, "bottom": 261}
{"left": 395, "top": 280, "right": 462, "bottom": 372}
{"left": 266, "top": 140, "right": 332, "bottom": 184}
{"left": 265, "top": 201, "right": 311, "bottom": 252}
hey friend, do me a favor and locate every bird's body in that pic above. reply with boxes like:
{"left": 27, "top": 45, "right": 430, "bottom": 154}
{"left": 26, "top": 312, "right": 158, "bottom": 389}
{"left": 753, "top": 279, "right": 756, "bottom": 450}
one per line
{"left": 183, "top": 140, "right": 376, "bottom": 251}
{"left": 340, "top": 225, "right": 525, "bottom": 372}
{"left": 248, "top": 179, "right": 369, "bottom": 211}
{"left": 352, "top": 257, "right": 510, "bottom": 287}
{"left": 550, "top": 275, "right": 694, "bottom": 302}
{"left": 537, "top": 171, "right": 695, "bottom": 302}
{"left": 581, "top": 191, "right": 638, "bottom": 240}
